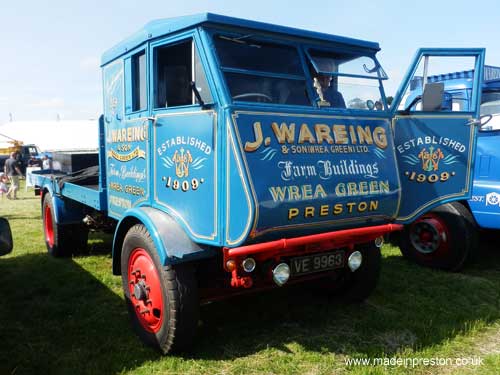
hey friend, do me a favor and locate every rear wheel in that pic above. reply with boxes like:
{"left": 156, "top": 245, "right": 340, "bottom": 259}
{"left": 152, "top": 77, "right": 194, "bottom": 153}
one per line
{"left": 399, "top": 202, "right": 477, "bottom": 271}
{"left": 42, "top": 193, "right": 88, "bottom": 257}
{"left": 121, "top": 224, "right": 199, "bottom": 354}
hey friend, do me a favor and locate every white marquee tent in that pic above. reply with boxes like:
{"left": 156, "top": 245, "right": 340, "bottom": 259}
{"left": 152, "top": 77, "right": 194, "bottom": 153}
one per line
{"left": 0, "top": 120, "right": 99, "bottom": 151}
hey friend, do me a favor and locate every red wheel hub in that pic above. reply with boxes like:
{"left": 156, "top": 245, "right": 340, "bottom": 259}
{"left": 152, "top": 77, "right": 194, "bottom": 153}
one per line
{"left": 44, "top": 204, "right": 54, "bottom": 248}
{"left": 409, "top": 214, "right": 450, "bottom": 255}
{"left": 127, "top": 248, "right": 164, "bottom": 333}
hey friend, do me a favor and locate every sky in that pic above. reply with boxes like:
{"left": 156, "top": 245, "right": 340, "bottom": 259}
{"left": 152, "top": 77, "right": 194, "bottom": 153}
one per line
{"left": 1, "top": 0, "right": 499, "bottom": 124}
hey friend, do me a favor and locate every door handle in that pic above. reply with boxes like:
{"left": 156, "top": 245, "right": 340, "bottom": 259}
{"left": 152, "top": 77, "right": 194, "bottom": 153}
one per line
{"left": 147, "top": 116, "right": 158, "bottom": 126}
{"left": 466, "top": 118, "right": 480, "bottom": 127}
{"left": 466, "top": 115, "right": 492, "bottom": 127}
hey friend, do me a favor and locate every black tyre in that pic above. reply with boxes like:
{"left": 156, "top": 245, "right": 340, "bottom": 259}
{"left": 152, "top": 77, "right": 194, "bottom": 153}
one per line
{"left": 121, "top": 224, "right": 199, "bottom": 354}
{"left": 313, "top": 242, "right": 381, "bottom": 303}
{"left": 42, "top": 193, "right": 88, "bottom": 257}
{"left": 399, "top": 202, "right": 477, "bottom": 271}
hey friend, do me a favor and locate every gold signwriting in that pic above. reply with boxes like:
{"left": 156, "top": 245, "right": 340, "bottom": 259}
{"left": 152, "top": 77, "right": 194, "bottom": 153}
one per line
{"left": 288, "top": 200, "right": 379, "bottom": 220}
{"left": 108, "top": 147, "right": 146, "bottom": 162}
{"left": 245, "top": 122, "right": 388, "bottom": 152}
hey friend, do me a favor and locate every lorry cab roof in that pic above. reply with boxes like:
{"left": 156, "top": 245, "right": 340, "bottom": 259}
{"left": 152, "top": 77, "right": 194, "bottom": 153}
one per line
{"left": 101, "top": 13, "right": 380, "bottom": 66}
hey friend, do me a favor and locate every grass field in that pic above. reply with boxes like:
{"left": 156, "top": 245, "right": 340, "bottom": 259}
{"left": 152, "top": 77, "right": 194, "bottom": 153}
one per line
{"left": 0, "top": 183, "right": 499, "bottom": 375}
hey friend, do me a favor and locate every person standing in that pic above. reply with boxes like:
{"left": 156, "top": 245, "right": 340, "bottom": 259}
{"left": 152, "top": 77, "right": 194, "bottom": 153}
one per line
{"left": 0, "top": 173, "right": 8, "bottom": 198}
{"left": 4, "top": 152, "right": 22, "bottom": 200}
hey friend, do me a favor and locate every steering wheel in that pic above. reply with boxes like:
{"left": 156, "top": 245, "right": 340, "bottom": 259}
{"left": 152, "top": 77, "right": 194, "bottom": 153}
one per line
{"left": 233, "top": 93, "right": 273, "bottom": 102}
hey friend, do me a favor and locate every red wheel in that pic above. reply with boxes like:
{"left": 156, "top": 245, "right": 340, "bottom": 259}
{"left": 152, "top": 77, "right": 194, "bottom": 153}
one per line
{"left": 409, "top": 213, "right": 450, "bottom": 258}
{"left": 127, "top": 248, "right": 164, "bottom": 333}
{"left": 42, "top": 193, "right": 88, "bottom": 257}
{"left": 400, "top": 202, "right": 477, "bottom": 271}
{"left": 121, "top": 224, "right": 199, "bottom": 354}
{"left": 44, "top": 203, "right": 55, "bottom": 248}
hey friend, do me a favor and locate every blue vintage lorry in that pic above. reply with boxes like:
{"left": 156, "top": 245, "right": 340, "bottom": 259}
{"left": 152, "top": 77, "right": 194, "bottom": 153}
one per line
{"left": 397, "top": 66, "right": 500, "bottom": 271}
{"left": 31, "top": 13, "right": 486, "bottom": 353}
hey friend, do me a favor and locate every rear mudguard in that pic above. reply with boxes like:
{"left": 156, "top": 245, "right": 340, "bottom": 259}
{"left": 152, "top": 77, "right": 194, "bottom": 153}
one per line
{"left": 42, "top": 188, "right": 87, "bottom": 225}
{"left": 112, "top": 206, "right": 217, "bottom": 275}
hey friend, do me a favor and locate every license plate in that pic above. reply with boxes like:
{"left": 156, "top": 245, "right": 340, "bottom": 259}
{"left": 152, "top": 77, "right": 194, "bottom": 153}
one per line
{"left": 290, "top": 250, "right": 345, "bottom": 276}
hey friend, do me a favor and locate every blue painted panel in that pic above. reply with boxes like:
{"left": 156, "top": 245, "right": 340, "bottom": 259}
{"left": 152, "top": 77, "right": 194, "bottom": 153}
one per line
{"left": 394, "top": 116, "right": 476, "bottom": 222}
{"left": 153, "top": 111, "right": 218, "bottom": 243}
{"left": 230, "top": 111, "right": 400, "bottom": 239}
{"left": 225, "top": 116, "right": 255, "bottom": 246}
{"left": 469, "top": 183, "right": 500, "bottom": 229}
{"left": 105, "top": 118, "right": 150, "bottom": 219}
{"left": 61, "top": 183, "right": 103, "bottom": 210}
{"left": 103, "top": 60, "right": 150, "bottom": 219}
{"left": 468, "top": 130, "right": 500, "bottom": 229}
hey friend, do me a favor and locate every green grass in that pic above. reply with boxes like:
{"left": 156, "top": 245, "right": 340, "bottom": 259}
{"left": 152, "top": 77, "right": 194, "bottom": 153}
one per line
{"left": 1, "top": 182, "right": 499, "bottom": 375}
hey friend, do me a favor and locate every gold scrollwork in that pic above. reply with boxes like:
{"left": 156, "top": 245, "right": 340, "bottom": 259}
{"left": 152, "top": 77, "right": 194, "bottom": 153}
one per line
{"left": 108, "top": 147, "right": 146, "bottom": 162}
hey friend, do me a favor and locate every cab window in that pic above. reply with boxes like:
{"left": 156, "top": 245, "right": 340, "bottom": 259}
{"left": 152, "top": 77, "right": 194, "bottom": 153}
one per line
{"left": 125, "top": 50, "right": 147, "bottom": 113}
{"left": 154, "top": 39, "right": 212, "bottom": 108}
{"left": 213, "top": 35, "right": 310, "bottom": 105}
{"left": 398, "top": 56, "right": 477, "bottom": 112}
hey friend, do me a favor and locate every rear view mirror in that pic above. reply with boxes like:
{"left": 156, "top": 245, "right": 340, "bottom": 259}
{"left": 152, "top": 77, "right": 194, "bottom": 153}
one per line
{"left": 422, "top": 82, "right": 444, "bottom": 111}
{"left": 0, "top": 218, "right": 13, "bottom": 256}
{"left": 478, "top": 114, "right": 496, "bottom": 131}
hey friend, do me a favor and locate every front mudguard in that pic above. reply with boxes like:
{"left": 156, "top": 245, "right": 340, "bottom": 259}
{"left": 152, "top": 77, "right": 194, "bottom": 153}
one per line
{"left": 112, "top": 206, "right": 216, "bottom": 275}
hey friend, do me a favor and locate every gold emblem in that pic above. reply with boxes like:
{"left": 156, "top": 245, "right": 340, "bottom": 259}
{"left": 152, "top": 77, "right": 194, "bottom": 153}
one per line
{"left": 172, "top": 148, "right": 193, "bottom": 178}
{"left": 418, "top": 146, "right": 444, "bottom": 172}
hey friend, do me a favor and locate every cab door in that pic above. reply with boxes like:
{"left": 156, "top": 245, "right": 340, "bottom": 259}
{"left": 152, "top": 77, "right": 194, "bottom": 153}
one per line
{"left": 391, "top": 49, "right": 485, "bottom": 222}
{"left": 149, "top": 36, "right": 219, "bottom": 244}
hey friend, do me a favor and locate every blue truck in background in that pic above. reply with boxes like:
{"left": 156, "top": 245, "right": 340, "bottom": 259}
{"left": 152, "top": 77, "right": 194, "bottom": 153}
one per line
{"left": 398, "top": 66, "right": 500, "bottom": 271}
{"left": 30, "top": 13, "right": 486, "bottom": 353}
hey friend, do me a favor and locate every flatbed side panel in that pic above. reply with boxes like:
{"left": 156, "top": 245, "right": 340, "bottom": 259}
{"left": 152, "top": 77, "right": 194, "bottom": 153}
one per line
{"left": 30, "top": 170, "right": 63, "bottom": 195}
{"left": 61, "top": 182, "right": 105, "bottom": 211}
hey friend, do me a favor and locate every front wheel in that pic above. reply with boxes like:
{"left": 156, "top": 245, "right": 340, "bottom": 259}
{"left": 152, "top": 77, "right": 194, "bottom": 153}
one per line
{"left": 399, "top": 202, "right": 477, "bottom": 271}
{"left": 121, "top": 224, "right": 199, "bottom": 354}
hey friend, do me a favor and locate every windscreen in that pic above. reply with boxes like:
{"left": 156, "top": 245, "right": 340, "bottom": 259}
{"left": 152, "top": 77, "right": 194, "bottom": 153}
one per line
{"left": 307, "top": 49, "right": 387, "bottom": 110}
{"left": 212, "top": 33, "right": 388, "bottom": 110}
{"left": 213, "top": 35, "right": 310, "bottom": 106}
